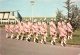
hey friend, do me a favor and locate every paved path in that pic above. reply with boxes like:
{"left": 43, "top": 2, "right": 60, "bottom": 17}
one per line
{"left": 0, "top": 29, "right": 80, "bottom": 55}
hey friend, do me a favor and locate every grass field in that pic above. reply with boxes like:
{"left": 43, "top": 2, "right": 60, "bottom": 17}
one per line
{"left": 0, "top": 24, "right": 80, "bottom": 45}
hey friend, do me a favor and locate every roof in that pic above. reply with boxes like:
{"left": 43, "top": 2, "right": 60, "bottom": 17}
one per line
{"left": 0, "top": 11, "right": 16, "bottom": 13}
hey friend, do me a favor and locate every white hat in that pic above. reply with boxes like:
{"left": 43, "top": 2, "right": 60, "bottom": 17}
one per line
{"left": 30, "top": 17, "right": 32, "bottom": 20}
{"left": 53, "top": 19, "right": 56, "bottom": 21}
{"left": 64, "top": 20, "right": 67, "bottom": 22}
{"left": 60, "top": 18, "right": 62, "bottom": 20}
{"left": 51, "top": 19, "right": 53, "bottom": 21}
{"left": 69, "top": 18, "right": 71, "bottom": 20}
{"left": 34, "top": 19, "right": 37, "bottom": 22}
{"left": 44, "top": 17, "right": 46, "bottom": 21}
{"left": 40, "top": 18, "right": 42, "bottom": 21}
{"left": 26, "top": 19, "right": 28, "bottom": 22}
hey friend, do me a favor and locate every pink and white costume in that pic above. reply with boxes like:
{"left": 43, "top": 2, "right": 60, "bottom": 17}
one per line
{"left": 5, "top": 24, "right": 9, "bottom": 38}
{"left": 50, "top": 22, "right": 56, "bottom": 35}
{"left": 58, "top": 21, "right": 64, "bottom": 30}
{"left": 38, "top": 22, "right": 41, "bottom": 28}
{"left": 24, "top": 23, "right": 30, "bottom": 33}
{"left": 20, "top": 23, "right": 25, "bottom": 34}
{"left": 59, "top": 26, "right": 67, "bottom": 37}
{"left": 9, "top": 24, "right": 14, "bottom": 33}
{"left": 15, "top": 24, "right": 20, "bottom": 33}
{"left": 63, "top": 23, "right": 67, "bottom": 31}
{"left": 28, "top": 21, "right": 32, "bottom": 30}
{"left": 42, "top": 22, "right": 47, "bottom": 33}
{"left": 67, "top": 23, "right": 73, "bottom": 33}
{"left": 32, "top": 23, "right": 38, "bottom": 33}
{"left": 5, "top": 24, "right": 9, "bottom": 32}
{"left": 40, "top": 25, "right": 45, "bottom": 35}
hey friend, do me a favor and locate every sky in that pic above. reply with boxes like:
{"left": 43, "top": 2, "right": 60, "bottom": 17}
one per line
{"left": 0, "top": 0, "right": 80, "bottom": 17}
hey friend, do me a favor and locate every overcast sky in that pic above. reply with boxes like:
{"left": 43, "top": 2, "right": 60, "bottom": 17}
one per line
{"left": 0, "top": 0, "right": 80, "bottom": 17}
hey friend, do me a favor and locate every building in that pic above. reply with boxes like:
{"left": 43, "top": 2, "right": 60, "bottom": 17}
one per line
{"left": 0, "top": 11, "right": 18, "bottom": 24}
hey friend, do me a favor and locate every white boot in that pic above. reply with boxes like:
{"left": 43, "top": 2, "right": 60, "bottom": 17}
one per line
{"left": 44, "top": 37, "right": 46, "bottom": 43}
{"left": 6, "top": 33, "right": 8, "bottom": 38}
{"left": 26, "top": 38, "right": 29, "bottom": 42}
{"left": 21, "top": 35, "right": 23, "bottom": 40}
{"left": 51, "top": 40, "right": 53, "bottom": 45}
{"left": 17, "top": 35, "right": 19, "bottom": 40}
{"left": 36, "top": 34, "right": 38, "bottom": 40}
{"left": 41, "top": 39, "right": 43, "bottom": 44}
{"left": 70, "top": 35, "right": 72, "bottom": 39}
{"left": 53, "top": 39, "right": 56, "bottom": 43}
{"left": 11, "top": 34, "right": 14, "bottom": 39}
{"left": 68, "top": 36, "right": 70, "bottom": 40}
{"left": 28, "top": 35, "right": 31, "bottom": 39}
{"left": 61, "top": 41, "right": 63, "bottom": 47}
{"left": 64, "top": 38, "right": 66, "bottom": 44}
{"left": 64, "top": 40, "right": 66, "bottom": 44}
{"left": 34, "top": 38, "right": 36, "bottom": 43}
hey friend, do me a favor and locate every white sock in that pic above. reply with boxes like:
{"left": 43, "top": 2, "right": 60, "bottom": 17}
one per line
{"left": 21, "top": 35, "right": 23, "bottom": 40}
{"left": 51, "top": 40, "right": 53, "bottom": 45}
{"left": 17, "top": 35, "right": 19, "bottom": 40}
{"left": 6, "top": 33, "right": 8, "bottom": 38}
{"left": 70, "top": 35, "right": 72, "bottom": 39}
{"left": 68, "top": 36, "right": 70, "bottom": 40}
{"left": 53, "top": 39, "right": 56, "bottom": 43}
{"left": 11, "top": 34, "right": 14, "bottom": 39}
{"left": 36, "top": 34, "right": 38, "bottom": 39}
{"left": 34, "top": 38, "right": 36, "bottom": 43}
{"left": 28, "top": 35, "right": 31, "bottom": 39}
{"left": 41, "top": 39, "right": 43, "bottom": 44}
{"left": 64, "top": 40, "right": 66, "bottom": 44}
{"left": 26, "top": 38, "right": 28, "bottom": 42}
{"left": 44, "top": 37, "right": 46, "bottom": 42}
{"left": 61, "top": 41, "right": 63, "bottom": 46}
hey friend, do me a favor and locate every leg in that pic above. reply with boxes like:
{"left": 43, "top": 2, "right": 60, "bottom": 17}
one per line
{"left": 33, "top": 33, "right": 36, "bottom": 43}
{"left": 51, "top": 35, "right": 53, "bottom": 45}
{"left": 70, "top": 32, "right": 72, "bottom": 39}
{"left": 11, "top": 32, "right": 14, "bottom": 39}
{"left": 41, "top": 35, "right": 44, "bottom": 44}
{"left": 68, "top": 32, "right": 70, "bottom": 40}
{"left": 17, "top": 33, "right": 20, "bottom": 40}
{"left": 21, "top": 33, "right": 24, "bottom": 40}
{"left": 61, "top": 37, "right": 64, "bottom": 47}
{"left": 6, "top": 32, "right": 9, "bottom": 38}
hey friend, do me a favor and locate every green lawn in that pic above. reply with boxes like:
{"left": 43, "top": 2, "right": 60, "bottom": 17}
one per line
{"left": 67, "top": 30, "right": 80, "bottom": 45}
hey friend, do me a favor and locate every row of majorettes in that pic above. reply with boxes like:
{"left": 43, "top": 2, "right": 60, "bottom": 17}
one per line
{"left": 5, "top": 18, "right": 73, "bottom": 46}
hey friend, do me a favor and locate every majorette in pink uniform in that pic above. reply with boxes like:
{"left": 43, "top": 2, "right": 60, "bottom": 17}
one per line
{"left": 42, "top": 22, "right": 47, "bottom": 33}
{"left": 32, "top": 23, "right": 38, "bottom": 33}
{"left": 37, "top": 21, "right": 42, "bottom": 34}
{"left": 15, "top": 24, "right": 20, "bottom": 33}
{"left": 58, "top": 21, "right": 64, "bottom": 31}
{"left": 40, "top": 25, "right": 45, "bottom": 35}
{"left": 24, "top": 23, "right": 30, "bottom": 33}
{"left": 5, "top": 24, "right": 9, "bottom": 38}
{"left": 50, "top": 22, "right": 56, "bottom": 35}
{"left": 63, "top": 23, "right": 67, "bottom": 31}
{"left": 28, "top": 21, "right": 32, "bottom": 30}
{"left": 5, "top": 24, "right": 9, "bottom": 32}
{"left": 59, "top": 26, "right": 67, "bottom": 37}
{"left": 9, "top": 24, "right": 14, "bottom": 33}
{"left": 20, "top": 22, "right": 25, "bottom": 34}
{"left": 67, "top": 22, "right": 73, "bottom": 33}
{"left": 38, "top": 21, "right": 41, "bottom": 28}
